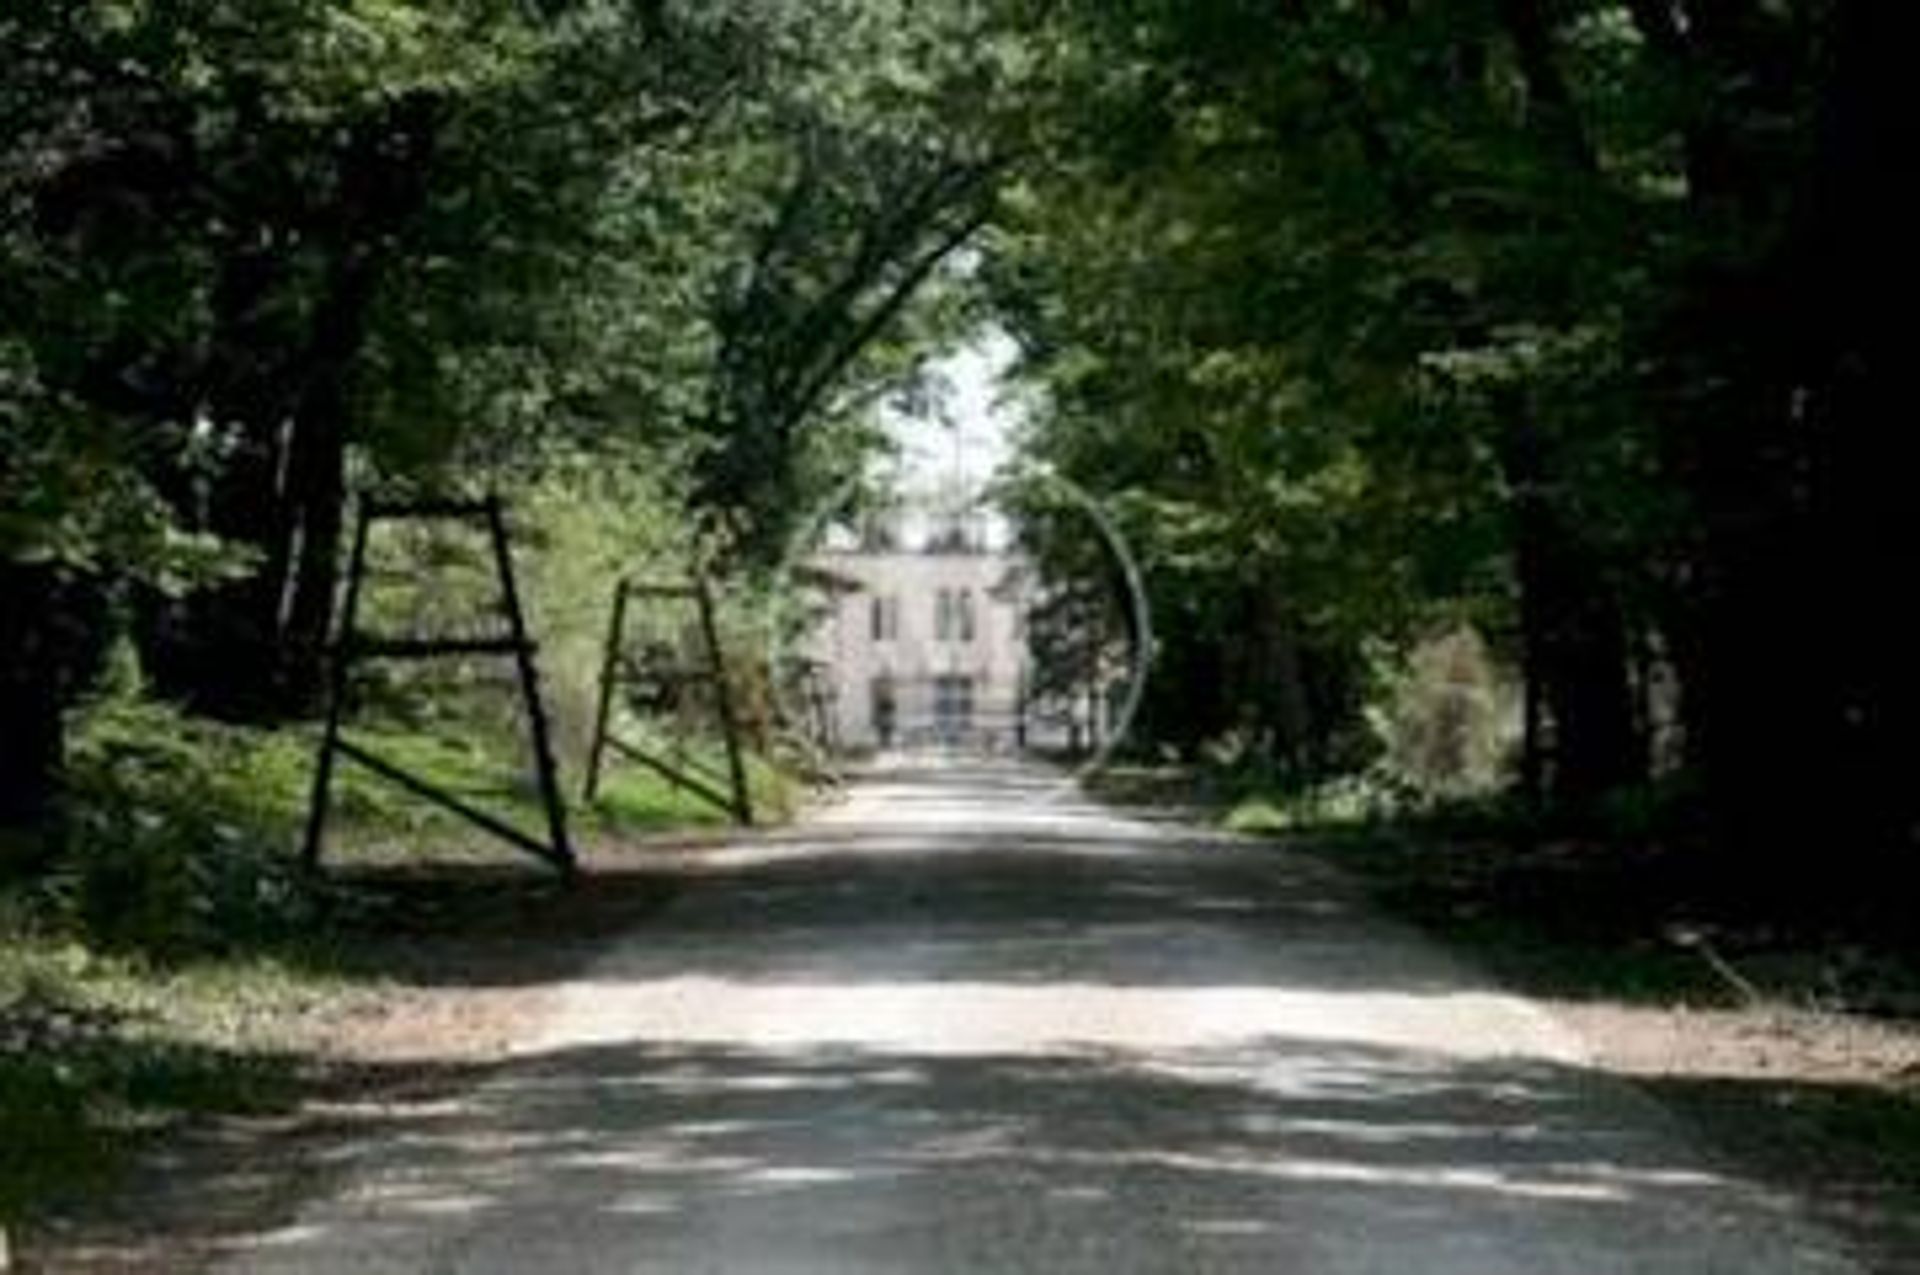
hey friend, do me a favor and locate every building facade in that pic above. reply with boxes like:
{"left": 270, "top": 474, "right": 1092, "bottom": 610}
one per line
{"left": 810, "top": 545, "right": 1029, "bottom": 753}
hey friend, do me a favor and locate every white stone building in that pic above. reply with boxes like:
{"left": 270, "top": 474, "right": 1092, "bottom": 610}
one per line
{"left": 809, "top": 541, "right": 1030, "bottom": 753}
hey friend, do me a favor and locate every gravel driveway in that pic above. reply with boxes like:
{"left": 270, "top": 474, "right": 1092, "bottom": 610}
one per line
{"left": 220, "top": 759, "right": 1863, "bottom": 1274}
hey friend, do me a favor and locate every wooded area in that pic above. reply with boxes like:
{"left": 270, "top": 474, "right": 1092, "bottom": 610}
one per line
{"left": 3, "top": 0, "right": 1916, "bottom": 918}
{"left": 991, "top": 0, "right": 1917, "bottom": 913}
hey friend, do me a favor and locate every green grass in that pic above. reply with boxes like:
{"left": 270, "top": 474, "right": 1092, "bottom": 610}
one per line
{"left": 73, "top": 696, "right": 801, "bottom": 851}
{"left": 1222, "top": 795, "right": 1292, "bottom": 835}
{"left": 2, "top": 700, "right": 807, "bottom": 1232}
{"left": 0, "top": 925, "right": 350, "bottom": 1222}
{"left": 1091, "top": 762, "right": 1398, "bottom": 837}
{"left": 1093, "top": 761, "right": 1916, "bottom": 1009}
{"left": 586, "top": 745, "right": 799, "bottom": 834}
{"left": 1095, "top": 760, "right": 1920, "bottom": 1264}
{"left": 319, "top": 725, "right": 800, "bottom": 861}
{"left": 589, "top": 765, "right": 742, "bottom": 833}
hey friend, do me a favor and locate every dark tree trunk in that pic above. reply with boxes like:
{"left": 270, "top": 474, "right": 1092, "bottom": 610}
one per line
{"left": 272, "top": 212, "right": 389, "bottom": 713}
{"left": 1502, "top": 404, "right": 1645, "bottom": 816}
{"left": 147, "top": 94, "right": 438, "bottom": 721}
{"left": 1515, "top": 573, "right": 1548, "bottom": 812}
{"left": 0, "top": 565, "right": 68, "bottom": 835}
{"left": 1772, "top": 0, "right": 1917, "bottom": 892}
{"left": 1247, "top": 586, "right": 1312, "bottom": 775}
{"left": 1539, "top": 591, "right": 1642, "bottom": 809}
{"left": 1646, "top": 1, "right": 1916, "bottom": 903}
{"left": 1140, "top": 606, "right": 1229, "bottom": 758}
{"left": 0, "top": 564, "right": 108, "bottom": 849}
{"left": 160, "top": 435, "right": 288, "bottom": 719}
{"left": 279, "top": 390, "right": 348, "bottom": 714}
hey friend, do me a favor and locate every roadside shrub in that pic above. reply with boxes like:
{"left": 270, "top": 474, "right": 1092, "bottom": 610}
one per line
{"left": 1369, "top": 628, "right": 1520, "bottom": 801}
{"left": 352, "top": 455, "right": 701, "bottom": 771}
{"left": 50, "top": 702, "right": 314, "bottom": 958}
{"left": 1597, "top": 771, "right": 1707, "bottom": 848}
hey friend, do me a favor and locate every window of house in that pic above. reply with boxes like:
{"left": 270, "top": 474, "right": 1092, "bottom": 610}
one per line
{"left": 935, "top": 588, "right": 976, "bottom": 642}
{"left": 870, "top": 595, "right": 899, "bottom": 641}
{"left": 933, "top": 675, "right": 973, "bottom": 740}
{"left": 870, "top": 675, "right": 897, "bottom": 745}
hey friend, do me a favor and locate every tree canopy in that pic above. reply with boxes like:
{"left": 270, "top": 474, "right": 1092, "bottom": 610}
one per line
{"left": 983, "top": 0, "right": 1915, "bottom": 902}
{"left": 4, "top": 0, "right": 1914, "bottom": 907}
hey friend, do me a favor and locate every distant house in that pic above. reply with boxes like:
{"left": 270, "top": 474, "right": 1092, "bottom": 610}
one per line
{"left": 810, "top": 520, "right": 1030, "bottom": 753}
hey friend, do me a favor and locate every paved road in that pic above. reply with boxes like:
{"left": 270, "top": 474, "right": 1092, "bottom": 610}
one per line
{"left": 226, "top": 760, "right": 1861, "bottom": 1273}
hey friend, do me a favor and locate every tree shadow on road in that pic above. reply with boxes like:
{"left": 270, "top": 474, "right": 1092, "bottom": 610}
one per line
{"left": 29, "top": 772, "right": 1915, "bottom": 1272}
{"left": 71, "top": 1032, "right": 1894, "bottom": 1274}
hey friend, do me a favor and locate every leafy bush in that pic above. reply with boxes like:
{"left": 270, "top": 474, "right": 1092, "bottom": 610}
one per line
{"left": 50, "top": 702, "right": 314, "bottom": 959}
{"left": 1596, "top": 772, "right": 1707, "bottom": 848}
{"left": 1369, "top": 628, "right": 1521, "bottom": 801}
{"left": 0, "top": 929, "right": 306, "bottom": 1219}
{"left": 352, "top": 455, "right": 700, "bottom": 770}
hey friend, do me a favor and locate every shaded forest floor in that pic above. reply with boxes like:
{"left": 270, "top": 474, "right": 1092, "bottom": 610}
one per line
{"left": 4, "top": 846, "right": 696, "bottom": 1273}
{"left": 9, "top": 770, "right": 1918, "bottom": 1272}
{"left": 1093, "top": 765, "right": 1920, "bottom": 1271}
{"left": 1297, "top": 832, "right": 1920, "bottom": 1269}
{"left": 1, "top": 703, "right": 801, "bottom": 1268}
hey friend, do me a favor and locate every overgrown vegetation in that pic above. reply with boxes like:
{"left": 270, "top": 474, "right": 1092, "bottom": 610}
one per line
{"left": 991, "top": 0, "right": 1917, "bottom": 919}
{"left": 11, "top": 0, "right": 1908, "bottom": 932}
{"left": 4, "top": 0, "right": 1917, "bottom": 1250}
{"left": 1, "top": 656, "right": 794, "bottom": 1227}
{"left": 4, "top": 4, "right": 963, "bottom": 1226}
{"left": 1, "top": 0, "right": 1003, "bottom": 831}
{"left": 0, "top": 927, "right": 331, "bottom": 1221}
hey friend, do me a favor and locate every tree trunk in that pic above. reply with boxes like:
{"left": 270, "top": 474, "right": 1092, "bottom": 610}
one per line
{"left": 1261, "top": 598, "right": 1313, "bottom": 776}
{"left": 1759, "top": 0, "right": 1918, "bottom": 894}
{"left": 1644, "top": 1, "right": 1915, "bottom": 903}
{"left": 0, "top": 565, "right": 67, "bottom": 836}
{"left": 147, "top": 95, "right": 437, "bottom": 721}
{"left": 278, "top": 390, "right": 347, "bottom": 714}
{"left": 0, "top": 565, "right": 108, "bottom": 850}
{"left": 1501, "top": 402, "right": 1644, "bottom": 816}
